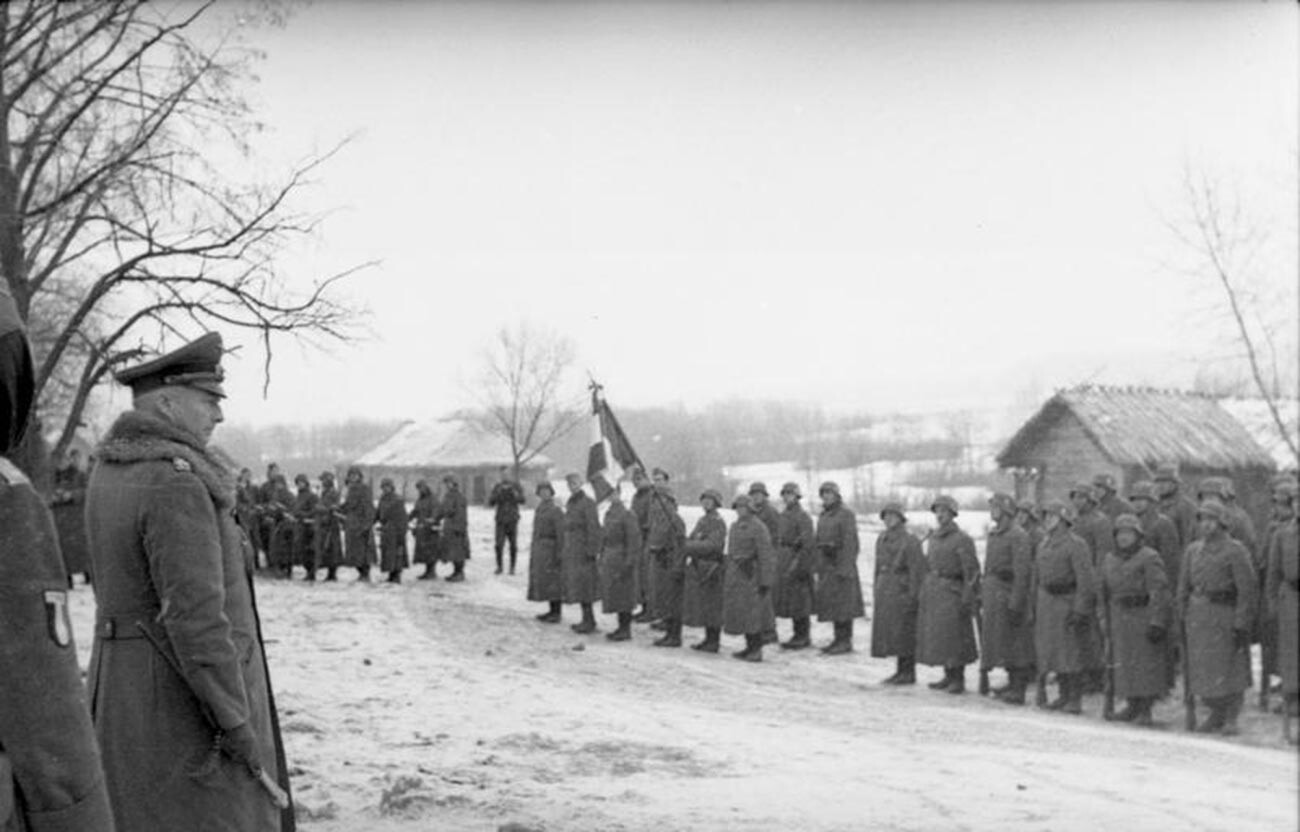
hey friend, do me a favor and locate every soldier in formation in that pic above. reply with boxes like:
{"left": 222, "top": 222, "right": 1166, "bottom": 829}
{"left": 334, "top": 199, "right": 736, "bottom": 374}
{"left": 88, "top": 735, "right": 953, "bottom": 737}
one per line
{"left": 682, "top": 489, "right": 727, "bottom": 653}
{"left": 980, "top": 493, "right": 1035, "bottom": 704}
{"left": 648, "top": 469, "right": 687, "bottom": 648}
{"left": 50, "top": 447, "right": 92, "bottom": 585}
{"left": 747, "top": 482, "right": 781, "bottom": 645}
{"left": 917, "top": 495, "right": 980, "bottom": 693}
{"left": 1264, "top": 482, "right": 1298, "bottom": 734}
{"left": 1033, "top": 500, "right": 1097, "bottom": 715}
{"left": 871, "top": 501, "right": 925, "bottom": 684}
{"left": 562, "top": 472, "right": 602, "bottom": 634}
{"left": 630, "top": 467, "right": 656, "bottom": 623}
{"left": 291, "top": 473, "right": 318, "bottom": 580}
{"left": 314, "top": 471, "right": 344, "bottom": 581}
{"left": 773, "top": 482, "right": 816, "bottom": 651}
{"left": 1, "top": 280, "right": 115, "bottom": 830}
{"left": 409, "top": 479, "right": 442, "bottom": 580}
{"left": 723, "top": 494, "right": 777, "bottom": 662}
{"left": 599, "top": 485, "right": 642, "bottom": 641}
{"left": 1100, "top": 513, "right": 1171, "bottom": 726}
{"left": 375, "top": 478, "right": 408, "bottom": 583}
{"left": 528, "top": 481, "right": 565, "bottom": 622}
{"left": 813, "top": 481, "right": 863, "bottom": 655}
{"left": 436, "top": 475, "right": 470, "bottom": 582}
{"left": 488, "top": 466, "right": 525, "bottom": 575}
{"left": 342, "top": 466, "right": 376, "bottom": 581}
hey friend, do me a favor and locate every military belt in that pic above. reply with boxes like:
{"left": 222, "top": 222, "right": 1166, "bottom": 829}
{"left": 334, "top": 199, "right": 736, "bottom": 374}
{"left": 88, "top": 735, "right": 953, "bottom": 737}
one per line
{"left": 1043, "top": 580, "right": 1077, "bottom": 596}
{"left": 936, "top": 571, "right": 964, "bottom": 581}
{"left": 1195, "top": 588, "right": 1237, "bottom": 605}
{"left": 95, "top": 614, "right": 158, "bottom": 640}
{"left": 1112, "top": 593, "right": 1150, "bottom": 609}
{"left": 990, "top": 568, "right": 1015, "bottom": 582}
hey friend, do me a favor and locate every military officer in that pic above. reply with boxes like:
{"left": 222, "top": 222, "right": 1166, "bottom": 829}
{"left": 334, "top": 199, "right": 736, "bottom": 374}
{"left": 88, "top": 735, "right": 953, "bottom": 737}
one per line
{"left": 813, "top": 482, "right": 863, "bottom": 655}
{"left": 528, "top": 482, "right": 566, "bottom": 622}
{"left": 1, "top": 280, "right": 115, "bottom": 830}
{"left": 682, "top": 489, "right": 727, "bottom": 653}
{"left": 85, "top": 331, "right": 293, "bottom": 830}
{"left": 1033, "top": 500, "right": 1097, "bottom": 715}
{"left": 981, "top": 493, "right": 1036, "bottom": 704}
{"left": 918, "top": 495, "right": 980, "bottom": 693}
{"left": 774, "top": 482, "right": 816, "bottom": 651}
{"left": 1100, "top": 514, "right": 1171, "bottom": 726}
{"left": 872, "top": 501, "right": 926, "bottom": 685}
{"left": 561, "top": 473, "right": 602, "bottom": 634}
{"left": 723, "top": 495, "right": 777, "bottom": 662}
{"left": 1177, "top": 500, "right": 1257, "bottom": 735}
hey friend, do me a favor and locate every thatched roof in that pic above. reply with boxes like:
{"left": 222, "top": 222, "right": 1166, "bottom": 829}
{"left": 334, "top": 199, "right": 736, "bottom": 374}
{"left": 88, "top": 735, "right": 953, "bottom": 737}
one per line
{"left": 997, "top": 386, "right": 1276, "bottom": 471}
{"left": 354, "top": 418, "right": 551, "bottom": 470}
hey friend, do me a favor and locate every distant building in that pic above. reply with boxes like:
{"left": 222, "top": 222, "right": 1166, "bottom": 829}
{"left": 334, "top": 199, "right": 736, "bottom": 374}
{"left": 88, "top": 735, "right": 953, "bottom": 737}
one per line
{"left": 352, "top": 418, "right": 552, "bottom": 504}
{"left": 997, "top": 385, "right": 1278, "bottom": 528}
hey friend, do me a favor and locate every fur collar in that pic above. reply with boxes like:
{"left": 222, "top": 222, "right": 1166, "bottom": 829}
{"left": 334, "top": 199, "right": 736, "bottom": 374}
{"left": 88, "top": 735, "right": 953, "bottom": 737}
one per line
{"left": 96, "top": 410, "right": 236, "bottom": 509}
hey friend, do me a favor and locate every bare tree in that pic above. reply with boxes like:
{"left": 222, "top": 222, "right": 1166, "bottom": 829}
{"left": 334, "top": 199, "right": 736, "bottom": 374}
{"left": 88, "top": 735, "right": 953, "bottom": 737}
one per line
{"left": 1166, "top": 165, "right": 1299, "bottom": 466}
{"left": 473, "top": 321, "right": 584, "bottom": 476}
{"left": 0, "top": 1, "right": 368, "bottom": 461}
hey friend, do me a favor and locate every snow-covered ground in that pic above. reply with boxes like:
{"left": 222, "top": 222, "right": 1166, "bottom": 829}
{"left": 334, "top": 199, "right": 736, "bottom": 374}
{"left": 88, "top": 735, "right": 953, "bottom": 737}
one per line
{"left": 69, "top": 507, "right": 1298, "bottom": 831}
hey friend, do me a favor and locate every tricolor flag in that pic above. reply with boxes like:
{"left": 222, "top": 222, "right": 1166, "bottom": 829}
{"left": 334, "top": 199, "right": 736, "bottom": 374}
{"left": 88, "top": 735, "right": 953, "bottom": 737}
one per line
{"left": 587, "top": 385, "right": 641, "bottom": 502}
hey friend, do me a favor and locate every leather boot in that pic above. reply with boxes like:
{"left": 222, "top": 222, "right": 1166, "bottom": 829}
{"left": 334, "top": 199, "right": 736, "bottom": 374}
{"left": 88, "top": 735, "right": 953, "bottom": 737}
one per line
{"left": 1196, "top": 697, "right": 1227, "bottom": 733}
{"left": 653, "top": 619, "right": 682, "bottom": 647}
{"left": 890, "top": 656, "right": 917, "bottom": 685}
{"left": 358, "top": 566, "right": 371, "bottom": 583}
{"left": 995, "top": 667, "right": 1027, "bottom": 704}
{"left": 1113, "top": 698, "right": 1141, "bottom": 722}
{"left": 762, "top": 629, "right": 779, "bottom": 646}
{"left": 782, "top": 617, "right": 811, "bottom": 650}
{"left": 420, "top": 564, "right": 437, "bottom": 580}
{"left": 446, "top": 563, "right": 466, "bottom": 582}
{"left": 632, "top": 607, "right": 654, "bottom": 623}
{"left": 692, "top": 627, "right": 720, "bottom": 653}
{"left": 736, "top": 634, "right": 763, "bottom": 662}
{"left": 606, "top": 612, "right": 632, "bottom": 642}
{"left": 1045, "top": 674, "right": 1071, "bottom": 710}
{"left": 930, "top": 667, "right": 954, "bottom": 690}
{"left": 946, "top": 666, "right": 967, "bottom": 694}
{"left": 325, "top": 567, "right": 338, "bottom": 582}
{"left": 571, "top": 604, "right": 598, "bottom": 634}
{"left": 1132, "top": 697, "right": 1154, "bottom": 727}
{"left": 536, "top": 601, "right": 562, "bottom": 623}
{"left": 1220, "top": 694, "right": 1243, "bottom": 736}
{"left": 822, "top": 621, "right": 853, "bottom": 656}
{"left": 883, "top": 656, "right": 905, "bottom": 684}
{"left": 1063, "top": 675, "right": 1083, "bottom": 715}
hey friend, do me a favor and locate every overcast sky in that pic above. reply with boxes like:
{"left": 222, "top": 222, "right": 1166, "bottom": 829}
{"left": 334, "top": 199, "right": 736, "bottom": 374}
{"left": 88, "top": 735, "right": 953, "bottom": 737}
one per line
{"left": 179, "top": 1, "right": 1298, "bottom": 429}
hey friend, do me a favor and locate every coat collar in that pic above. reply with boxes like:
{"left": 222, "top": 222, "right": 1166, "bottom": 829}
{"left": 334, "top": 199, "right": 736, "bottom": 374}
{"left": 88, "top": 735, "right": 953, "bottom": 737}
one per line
{"left": 96, "top": 410, "right": 236, "bottom": 510}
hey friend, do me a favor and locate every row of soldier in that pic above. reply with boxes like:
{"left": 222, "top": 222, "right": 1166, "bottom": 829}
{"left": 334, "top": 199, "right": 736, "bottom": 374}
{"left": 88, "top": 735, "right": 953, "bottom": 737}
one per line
{"left": 233, "top": 464, "right": 471, "bottom": 583}
{"left": 523, "top": 465, "right": 1299, "bottom": 739}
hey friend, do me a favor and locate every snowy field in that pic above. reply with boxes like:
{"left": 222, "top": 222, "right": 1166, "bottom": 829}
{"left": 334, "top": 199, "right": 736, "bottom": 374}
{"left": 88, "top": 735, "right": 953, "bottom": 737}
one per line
{"left": 68, "top": 506, "right": 1298, "bottom": 831}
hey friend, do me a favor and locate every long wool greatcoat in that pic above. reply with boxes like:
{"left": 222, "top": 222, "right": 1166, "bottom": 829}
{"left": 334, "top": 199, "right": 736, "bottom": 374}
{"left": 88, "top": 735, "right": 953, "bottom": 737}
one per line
{"left": 50, "top": 463, "right": 90, "bottom": 576}
{"left": 235, "top": 482, "right": 260, "bottom": 551}
{"left": 436, "top": 488, "right": 470, "bottom": 564}
{"left": 682, "top": 511, "right": 727, "bottom": 629}
{"left": 1074, "top": 506, "right": 1113, "bottom": 567}
{"left": 1101, "top": 545, "right": 1171, "bottom": 699}
{"left": 0, "top": 456, "right": 115, "bottom": 832}
{"left": 647, "top": 488, "right": 686, "bottom": 619}
{"left": 1265, "top": 519, "right": 1299, "bottom": 694}
{"left": 527, "top": 498, "right": 565, "bottom": 602}
{"left": 599, "top": 500, "right": 642, "bottom": 614}
{"left": 313, "top": 485, "right": 343, "bottom": 570}
{"left": 265, "top": 481, "right": 295, "bottom": 571}
{"left": 723, "top": 515, "right": 777, "bottom": 635}
{"left": 1158, "top": 491, "right": 1198, "bottom": 551}
{"left": 1136, "top": 508, "right": 1182, "bottom": 590}
{"left": 1033, "top": 524, "right": 1098, "bottom": 674}
{"left": 773, "top": 503, "right": 816, "bottom": 619}
{"left": 85, "top": 411, "right": 292, "bottom": 832}
{"left": 980, "top": 520, "right": 1035, "bottom": 670}
{"left": 409, "top": 492, "right": 442, "bottom": 565}
{"left": 917, "top": 521, "right": 980, "bottom": 668}
{"left": 1177, "top": 532, "right": 1257, "bottom": 698}
{"left": 375, "top": 491, "right": 408, "bottom": 572}
{"left": 561, "top": 491, "right": 601, "bottom": 604}
{"left": 813, "top": 501, "right": 864, "bottom": 622}
{"left": 342, "top": 481, "right": 376, "bottom": 569}
{"left": 290, "top": 488, "right": 317, "bottom": 568}
{"left": 631, "top": 484, "right": 654, "bottom": 606}
{"left": 871, "top": 525, "right": 926, "bottom": 659}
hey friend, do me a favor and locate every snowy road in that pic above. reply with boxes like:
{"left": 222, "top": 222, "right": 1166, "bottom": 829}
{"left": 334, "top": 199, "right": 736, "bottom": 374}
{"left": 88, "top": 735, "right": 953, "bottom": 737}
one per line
{"left": 69, "top": 508, "right": 1298, "bottom": 831}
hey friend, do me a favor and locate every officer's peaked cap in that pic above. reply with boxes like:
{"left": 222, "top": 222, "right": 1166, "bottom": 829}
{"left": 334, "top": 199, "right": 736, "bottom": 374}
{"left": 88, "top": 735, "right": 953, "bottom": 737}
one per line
{"left": 115, "top": 332, "right": 226, "bottom": 399}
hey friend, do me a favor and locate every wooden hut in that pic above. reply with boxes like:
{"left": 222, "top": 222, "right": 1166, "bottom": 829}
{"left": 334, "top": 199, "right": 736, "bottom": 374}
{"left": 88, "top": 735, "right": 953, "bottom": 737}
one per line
{"left": 997, "top": 386, "right": 1277, "bottom": 528}
{"left": 352, "top": 418, "right": 551, "bottom": 504}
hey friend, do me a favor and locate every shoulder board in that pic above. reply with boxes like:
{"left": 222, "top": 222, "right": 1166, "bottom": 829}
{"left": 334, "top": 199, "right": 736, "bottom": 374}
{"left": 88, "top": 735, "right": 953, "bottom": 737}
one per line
{"left": 0, "top": 456, "right": 30, "bottom": 485}
{"left": 173, "top": 457, "right": 193, "bottom": 473}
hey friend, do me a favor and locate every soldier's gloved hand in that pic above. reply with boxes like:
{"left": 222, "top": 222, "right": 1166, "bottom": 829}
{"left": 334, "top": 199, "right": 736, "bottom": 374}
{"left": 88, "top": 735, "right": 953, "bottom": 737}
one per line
{"left": 1145, "top": 624, "right": 1166, "bottom": 644}
{"left": 220, "top": 722, "right": 260, "bottom": 767}
{"left": 1232, "top": 628, "right": 1251, "bottom": 650}
{"left": 1065, "top": 611, "right": 1090, "bottom": 631}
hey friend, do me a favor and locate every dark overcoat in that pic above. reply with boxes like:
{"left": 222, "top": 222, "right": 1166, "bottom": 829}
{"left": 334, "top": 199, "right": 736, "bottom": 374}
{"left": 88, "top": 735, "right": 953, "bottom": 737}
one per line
{"left": 375, "top": 492, "right": 408, "bottom": 572}
{"left": 342, "top": 482, "right": 376, "bottom": 569}
{"left": 773, "top": 503, "right": 816, "bottom": 619}
{"left": 0, "top": 457, "right": 115, "bottom": 832}
{"left": 436, "top": 488, "right": 470, "bottom": 564}
{"left": 85, "top": 412, "right": 291, "bottom": 831}
{"left": 917, "top": 521, "right": 980, "bottom": 667}
{"left": 236, "top": 483, "right": 261, "bottom": 553}
{"left": 1177, "top": 532, "right": 1256, "bottom": 698}
{"left": 980, "top": 520, "right": 1035, "bottom": 670}
{"left": 313, "top": 486, "right": 343, "bottom": 570}
{"left": 599, "top": 500, "right": 642, "bottom": 614}
{"left": 561, "top": 491, "right": 601, "bottom": 604}
{"left": 682, "top": 512, "right": 726, "bottom": 628}
{"left": 488, "top": 480, "right": 525, "bottom": 524}
{"left": 1265, "top": 520, "right": 1299, "bottom": 695}
{"left": 1136, "top": 508, "right": 1182, "bottom": 589}
{"left": 1157, "top": 491, "right": 1198, "bottom": 551}
{"left": 647, "top": 488, "right": 686, "bottom": 619}
{"left": 1033, "top": 525, "right": 1098, "bottom": 674}
{"left": 631, "top": 484, "right": 654, "bottom": 606}
{"left": 1101, "top": 546, "right": 1171, "bottom": 699}
{"left": 1074, "top": 506, "right": 1113, "bottom": 567}
{"left": 1097, "top": 493, "right": 1134, "bottom": 521}
{"left": 527, "top": 499, "right": 565, "bottom": 602}
{"left": 265, "top": 481, "right": 294, "bottom": 571}
{"left": 50, "top": 464, "right": 90, "bottom": 576}
{"left": 290, "top": 488, "right": 317, "bottom": 568}
{"left": 813, "top": 502, "right": 864, "bottom": 622}
{"left": 409, "top": 492, "right": 442, "bottom": 565}
{"left": 870, "top": 526, "right": 926, "bottom": 658}
{"left": 723, "top": 515, "right": 777, "bottom": 635}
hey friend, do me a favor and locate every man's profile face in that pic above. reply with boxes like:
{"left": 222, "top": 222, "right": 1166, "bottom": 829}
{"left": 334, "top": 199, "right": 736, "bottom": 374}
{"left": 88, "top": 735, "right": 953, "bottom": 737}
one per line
{"left": 166, "top": 386, "right": 223, "bottom": 444}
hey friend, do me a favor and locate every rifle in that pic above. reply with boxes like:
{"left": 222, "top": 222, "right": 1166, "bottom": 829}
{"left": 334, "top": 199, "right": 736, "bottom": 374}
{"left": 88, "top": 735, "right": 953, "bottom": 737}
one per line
{"left": 1102, "top": 585, "right": 1116, "bottom": 721}
{"left": 977, "top": 608, "right": 990, "bottom": 695}
{"left": 134, "top": 621, "right": 290, "bottom": 810}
